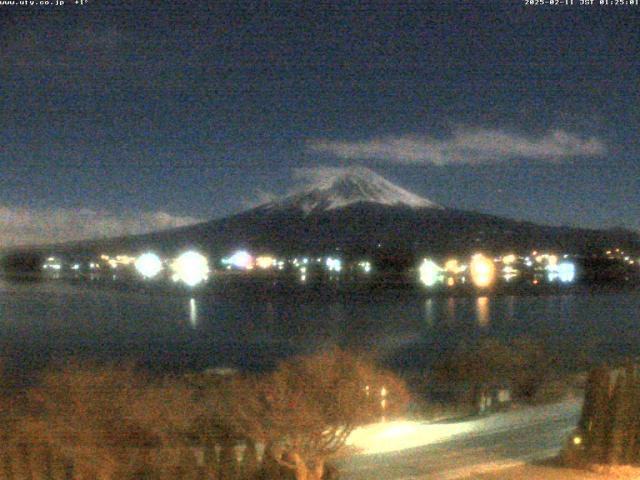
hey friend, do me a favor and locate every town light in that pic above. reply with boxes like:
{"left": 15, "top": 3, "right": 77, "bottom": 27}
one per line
{"left": 359, "top": 260, "right": 372, "bottom": 273}
{"left": 548, "top": 261, "right": 576, "bottom": 283}
{"left": 255, "top": 255, "right": 275, "bottom": 269}
{"left": 444, "top": 259, "right": 462, "bottom": 273}
{"left": 502, "top": 254, "right": 516, "bottom": 265}
{"left": 419, "top": 259, "right": 441, "bottom": 287}
{"left": 470, "top": 254, "right": 495, "bottom": 288}
{"left": 326, "top": 257, "right": 342, "bottom": 272}
{"left": 189, "top": 297, "right": 198, "bottom": 327}
{"left": 171, "top": 251, "right": 210, "bottom": 287}
{"left": 225, "top": 250, "right": 253, "bottom": 269}
{"left": 135, "top": 252, "right": 163, "bottom": 279}
{"left": 43, "top": 256, "right": 62, "bottom": 270}
{"left": 558, "top": 262, "right": 576, "bottom": 282}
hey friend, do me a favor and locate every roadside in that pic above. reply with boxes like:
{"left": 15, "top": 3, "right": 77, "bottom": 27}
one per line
{"left": 341, "top": 396, "right": 582, "bottom": 480}
{"left": 473, "top": 459, "right": 640, "bottom": 480}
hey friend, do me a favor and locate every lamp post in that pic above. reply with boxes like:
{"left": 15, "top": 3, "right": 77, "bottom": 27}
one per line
{"left": 381, "top": 386, "right": 387, "bottom": 422}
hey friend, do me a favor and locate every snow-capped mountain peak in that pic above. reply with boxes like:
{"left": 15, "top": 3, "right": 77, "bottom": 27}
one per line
{"left": 257, "top": 166, "right": 442, "bottom": 213}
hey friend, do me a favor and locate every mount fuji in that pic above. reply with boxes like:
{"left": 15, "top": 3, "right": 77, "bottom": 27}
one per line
{"left": 6, "top": 167, "right": 640, "bottom": 262}
{"left": 256, "top": 167, "right": 441, "bottom": 214}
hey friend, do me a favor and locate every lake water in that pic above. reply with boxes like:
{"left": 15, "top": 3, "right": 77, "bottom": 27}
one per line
{"left": 1, "top": 279, "right": 639, "bottom": 377}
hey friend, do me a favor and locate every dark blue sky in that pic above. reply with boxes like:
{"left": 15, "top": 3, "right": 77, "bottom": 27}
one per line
{"left": 1, "top": 0, "right": 639, "bottom": 245}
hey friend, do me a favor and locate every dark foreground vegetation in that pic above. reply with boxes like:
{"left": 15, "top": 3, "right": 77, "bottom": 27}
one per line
{"left": 564, "top": 362, "right": 640, "bottom": 468}
{"left": 0, "top": 349, "right": 410, "bottom": 480}
{"left": 412, "top": 336, "right": 579, "bottom": 417}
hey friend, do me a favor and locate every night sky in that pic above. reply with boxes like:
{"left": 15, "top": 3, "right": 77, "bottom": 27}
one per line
{"left": 1, "top": 0, "right": 639, "bottom": 246}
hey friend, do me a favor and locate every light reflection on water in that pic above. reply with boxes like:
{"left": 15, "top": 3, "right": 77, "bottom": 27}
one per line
{"left": 476, "top": 296, "right": 490, "bottom": 327}
{"left": 2, "top": 281, "right": 640, "bottom": 372}
{"left": 420, "top": 296, "right": 491, "bottom": 328}
{"left": 446, "top": 298, "right": 456, "bottom": 323}
{"left": 505, "top": 295, "right": 515, "bottom": 322}
{"left": 424, "top": 299, "right": 434, "bottom": 327}
{"left": 189, "top": 298, "right": 198, "bottom": 328}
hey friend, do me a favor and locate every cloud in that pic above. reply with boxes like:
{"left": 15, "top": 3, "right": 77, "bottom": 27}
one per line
{"left": 307, "top": 128, "right": 607, "bottom": 165}
{"left": 0, "top": 207, "right": 201, "bottom": 248}
{"left": 241, "top": 189, "right": 282, "bottom": 209}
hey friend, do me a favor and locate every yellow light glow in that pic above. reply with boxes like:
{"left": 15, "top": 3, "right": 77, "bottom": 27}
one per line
{"left": 502, "top": 254, "right": 516, "bottom": 265}
{"left": 476, "top": 296, "right": 490, "bottom": 327}
{"left": 548, "top": 255, "right": 558, "bottom": 267}
{"left": 115, "top": 255, "right": 135, "bottom": 265}
{"left": 171, "top": 251, "right": 210, "bottom": 287}
{"left": 469, "top": 254, "right": 495, "bottom": 288}
{"left": 573, "top": 436, "right": 582, "bottom": 446}
{"left": 346, "top": 420, "right": 477, "bottom": 455}
{"left": 444, "top": 259, "right": 459, "bottom": 273}
{"left": 255, "top": 256, "right": 275, "bottom": 269}
{"left": 447, "top": 277, "right": 455, "bottom": 287}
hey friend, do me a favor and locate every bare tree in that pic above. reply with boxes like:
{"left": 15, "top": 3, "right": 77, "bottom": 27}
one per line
{"left": 23, "top": 363, "right": 204, "bottom": 480}
{"left": 198, "top": 348, "right": 410, "bottom": 480}
{"left": 433, "top": 337, "right": 550, "bottom": 407}
{"left": 125, "top": 375, "right": 207, "bottom": 479}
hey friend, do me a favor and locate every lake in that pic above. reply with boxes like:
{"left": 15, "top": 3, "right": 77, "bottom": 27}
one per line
{"left": 1, "top": 279, "right": 639, "bottom": 378}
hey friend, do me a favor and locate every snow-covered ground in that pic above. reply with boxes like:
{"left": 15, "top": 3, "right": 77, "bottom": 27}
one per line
{"left": 340, "top": 397, "right": 582, "bottom": 480}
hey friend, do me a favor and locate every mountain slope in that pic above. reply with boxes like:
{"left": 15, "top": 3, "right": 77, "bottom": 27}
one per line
{"left": 4, "top": 167, "right": 639, "bottom": 260}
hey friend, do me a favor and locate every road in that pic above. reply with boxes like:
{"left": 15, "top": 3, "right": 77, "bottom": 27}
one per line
{"left": 340, "top": 397, "right": 582, "bottom": 480}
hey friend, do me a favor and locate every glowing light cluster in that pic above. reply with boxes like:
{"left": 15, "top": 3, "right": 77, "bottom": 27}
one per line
{"left": 535, "top": 253, "right": 558, "bottom": 267}
{"left": 547, "top": 261, "right": 576, "bottom": 283}
{"left": 326, "top": 257, "right": 342, "bottom": 272}
{"left": 419, "top": 259, "right": 442, "bottom": 287}
{"left": 103, "top": 254, "right": 136, "bottom": 269}
{"left": 223, "top": 250, "right": 253, "bottom": 270}
{"left": 359, "top": 260, "right": 372, "bottom": 273}
{"left": 292, "top": 257, "right": 309, "bottom": 267}
{"left": 502, "top": 254, "right": 516, "bottom": 265}
{"left": 135, "top": 252, "right": 163, "bottom": 279}
{"left": 444, "top": 259, "right": 466, "bottom": 274}
{"left": 469, "top": 254, "right": 495, "bottom": 288}
{"left": 255, "top": 256, "right": 276, "bottom": 269}
{"left": 171, "top": 251, "right": 210, "bottom": 287}
{"left": 502, "top": 265, "right": 519, "bottom": 282}
{"left": 43, "top": 256, "right": 62, "bottom": 271}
